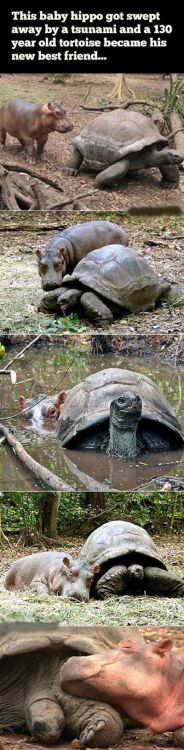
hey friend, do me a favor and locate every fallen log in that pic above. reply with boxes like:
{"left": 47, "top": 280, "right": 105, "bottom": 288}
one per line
{"left": 170, "top": 110, "right": 184, "bottom": 154}
{"left": 0, "top": 422, "right": 72, "bottom": 491}
{"left": 49, "top": 189, "right": 98, "bottom": 210}
{"left": 1, "top": 161, "right": 64, "bottom": 193}
{"left": 80, "top": 99, "right": 162, "bottom": 112}
{"left": 31, "top": 180, "right": 46, "bottom": 209}
{"left": 0, "top": 165, "right": 20, "bottom": 210}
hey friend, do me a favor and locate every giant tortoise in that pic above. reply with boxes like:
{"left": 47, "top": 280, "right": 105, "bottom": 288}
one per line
{"left": 0, "top": 623, "right": 139, "bottom": 746}
{"left": 56, "top": 368, "right": 184, "bottom": 458}
{"left": 63, "top": 109, "right": 184, "bottom": 189}
{"left": 40, "top": 244, "right": 171, "bottom": 326}
{"left": 80, "top": 520, "right": 184, "bottom": 599}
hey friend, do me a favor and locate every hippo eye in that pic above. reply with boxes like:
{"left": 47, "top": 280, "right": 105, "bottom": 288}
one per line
{"left": 48, "top": 408, "right": 56, "bottom": 417}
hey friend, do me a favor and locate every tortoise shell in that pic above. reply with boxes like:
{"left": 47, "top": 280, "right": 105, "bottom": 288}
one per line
{"left": 63, "top": 244, "right": 169, "bottom": 312}
{"left": 72, "top": 110, "right": 168, "bottom": 170}
{"left": 56, "top": 368, "right": 184, "bottom": 446}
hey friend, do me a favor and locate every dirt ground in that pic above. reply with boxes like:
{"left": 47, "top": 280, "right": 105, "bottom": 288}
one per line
{"left": 0, "top": 531, "right": 184, "bottom": 625}
{"left": 0, "top": 211, "right": 183, "bottom": 335}
{"left": 1, "top": 727, "right": 184, "bottom": 750}
{"left": 0, "top": 73, "right": 184, "bottom": 210}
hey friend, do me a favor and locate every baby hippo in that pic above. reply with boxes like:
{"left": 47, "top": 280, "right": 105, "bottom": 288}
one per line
{"left": 0, "top": 99, "right": 73, "bottom": 158}
{"left": 18, "top": 391, "right": 67, "bottom": 421}
{"left": 61, "top": 638, "right": 184, "bottom": 746}
{"left": 4, "top": 551, "right": 97, "bottom": 601}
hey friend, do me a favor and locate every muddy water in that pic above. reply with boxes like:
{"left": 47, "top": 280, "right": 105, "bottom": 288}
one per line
{"left": 0, "top": 345, "right": 184, "bottom": 491}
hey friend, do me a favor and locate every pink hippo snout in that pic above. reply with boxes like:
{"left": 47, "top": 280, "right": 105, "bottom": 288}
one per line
{"left": 60, "top": 638, "right": 184, "bottom": 738}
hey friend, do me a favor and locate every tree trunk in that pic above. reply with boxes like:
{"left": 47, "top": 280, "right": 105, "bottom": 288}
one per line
{"left": 39, "top": 493, "right": 61, "bottom": 538}
{"left": 85, "top": 492, "right": 107, "bottom": 509}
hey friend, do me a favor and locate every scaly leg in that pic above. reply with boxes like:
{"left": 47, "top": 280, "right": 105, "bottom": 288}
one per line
{"left": 63, "top": 148, "right": 83, "bottom": 176}
{"left": 95, "top": 158, "right": 130, "bottom": 188}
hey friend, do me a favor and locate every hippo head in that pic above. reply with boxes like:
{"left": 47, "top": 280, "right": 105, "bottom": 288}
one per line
{"left": 18, "top": 392, "right": 67, "bottom": 421}
{"left": 36, "top": 237, "right": 73, "bottom": 290}
{"left": 48, "top": 555, "right": 100, "bottom": 602}
{"left": 40, "top": 102, "right": 73, "bottom": 133}
{"left": 60, "top": 638, "right": 184, "bottom": 733}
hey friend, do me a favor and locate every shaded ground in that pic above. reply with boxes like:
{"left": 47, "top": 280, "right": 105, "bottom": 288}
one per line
{"left": 0, "top": 531, "right": 184, "bottom": 625}
{"left": 1, "top": 727, "right": 183, "bottom": 750}
{"left": 0, "top": 73, "right": 184, "bottom": 210}
{"left": 0, "top": 211, "right": 184, "bottom": 335}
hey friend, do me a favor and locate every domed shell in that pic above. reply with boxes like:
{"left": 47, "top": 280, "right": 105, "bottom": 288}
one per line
{"left": 56, "top": 368, "right": 184, "bottom": 446}
{"left": 0, "top": 624, "right": 141, "bottom": 661}
{"left": 72, "top": 110, "right": 168, "bottom": 169}
{"left": 80, "top": 520, "right": 166, "bottom": 570}
{"left": 63, "top": 244, "right": 169, "bottom": 312}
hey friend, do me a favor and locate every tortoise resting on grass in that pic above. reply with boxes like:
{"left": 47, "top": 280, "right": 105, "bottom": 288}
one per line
{"left": 63, "top": 109, "right": 184, "bottom": 189}
{"left": 40, "top": 244, "right": 172, "bottom": 327}
{"left": 0, "top": 623, "right": 132, "bottom": 746}
{"left": 56, "top": 367, "right": 184, "bottom": 458}
{"left": 80, "top": 520, "right": 184, "bottom": 599}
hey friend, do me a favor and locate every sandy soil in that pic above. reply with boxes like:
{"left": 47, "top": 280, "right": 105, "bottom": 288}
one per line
{"left": 0, "top": 73, "right": 184, "bottom": 211}
{"left": 0, "top": 212, "right": 183, "bottom": 335}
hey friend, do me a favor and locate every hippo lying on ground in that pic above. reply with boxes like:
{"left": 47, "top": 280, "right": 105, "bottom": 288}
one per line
{"left": 36, "top": 220, "right": 128, "bottom": 291}
{"left": 4, "top": 551, "right": 98, "bottom": 601}
{"left": 0, "top": 99, "right": 73, "bottom": 158}
{"left": 61, "top": 635, "right": 184, "bottom": 746}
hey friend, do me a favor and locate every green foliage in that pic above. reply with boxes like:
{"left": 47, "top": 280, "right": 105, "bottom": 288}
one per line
{"left": 162, "top": 75, "right": 184, "bottom": 130}
{"left": 1, "top": 492, "right": 184, "bottom": 537}
{"left": 53, "top": 73, "right": 71, "bottom": 83}
{"left": 46, "top": 314, "right": 87, "bottom": 333}
{"left": 0, "top": 343, "right": 5, "bottom": 359}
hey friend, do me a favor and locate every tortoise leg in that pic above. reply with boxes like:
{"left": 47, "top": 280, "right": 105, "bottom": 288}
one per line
{"left": 39, "top": 288, "right": 82, "bottom": 314}
{"left": 159, "top": 164, "right": 180, "bottom": 188}
{"left": 96, "top": 564, "right": 128, "bottom": 598}
{"left": 173, "top": 727, "right": 184, "bottom": 746}
{"left": 80, "top": 292, "right": 114, "bottom": 327}
{"left": 59, "top": 691, "right": 124, "bottom": 748}
{"left": 144, "top": 567, "right": 184, "bottom": 597}
{"left": 25, "top": 697, "right": 65, "bottom": 744}
{"left": 95, "top": 158, "right": 130, "bottom": 188}
{"left": 63, "top": 148, "right": 83, "bottom": 176}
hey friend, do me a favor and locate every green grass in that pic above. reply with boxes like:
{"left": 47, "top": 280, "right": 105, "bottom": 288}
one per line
{"left": 1, "top": 578, "right": 184, "bottom": 625}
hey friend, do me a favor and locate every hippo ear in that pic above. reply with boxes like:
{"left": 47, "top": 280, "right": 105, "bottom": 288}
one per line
{"left": 63, "top": 555, "right": 71, "bottom": 569}
{"left": 18, "top": 396, "right": 26, "bottom": 409}
{"left": 118, "top": 640, "right": 139, "bottom": 653}
{"left": 93, "top": 564, "right": 100, "bottom": 574}
{"left": 150, "top": 639, "right": 173, "bottom": 657}
{"left": 55, "top": 392, "right": 67, "bottom": 406}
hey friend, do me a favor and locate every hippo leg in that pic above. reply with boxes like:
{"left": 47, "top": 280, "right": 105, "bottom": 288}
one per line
{"left": 144, "top": 567, "right": 184, "bottom": 597}
{"left": 173, "top": 727, "right": 184, "bottom": 747}
{"left": 0, "top": 127, "right": 6, "bottom": 145}
{"left": 159, "top": 164, "right": 180, "bottom": 188}
{"left": 26, "top": 698, "right": 65, "bottom": 744}
{"left": 59, "top": 691, "right": 124, "bottom": 748}
{"left": 36, "top": 136, "right": 48, "bottom": 158}
{"left": 96, "top": 565, "right": 128, "bottom": 598}
{"left": 63, "top": 148, "right": 83, "bottom": 176}
{"left": 30, "top": 578, "right": 50, "bottom": 595}
{"left": 80, "top": 291, "right": 114, "bottom": 327}
{"left": 95, "top": 158, "right": 130, "bottom": 188}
